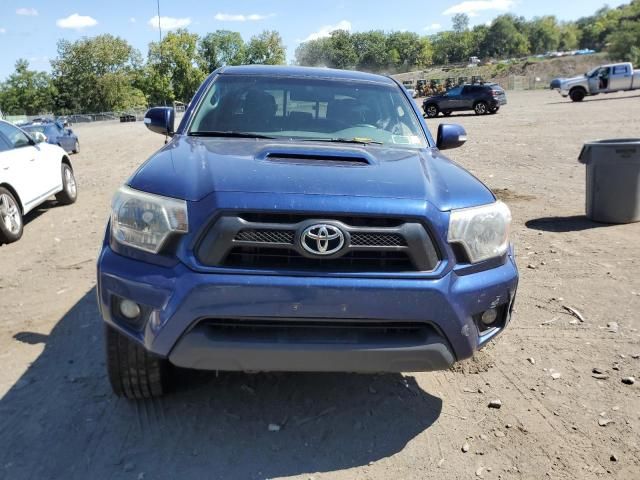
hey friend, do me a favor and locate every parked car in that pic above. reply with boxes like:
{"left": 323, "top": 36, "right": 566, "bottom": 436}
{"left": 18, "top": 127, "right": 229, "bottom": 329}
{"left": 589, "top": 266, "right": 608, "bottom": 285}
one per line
{"left": 119, "top": 114, "right": 137, "bottom": 122}
{"left": 0, "top": 120, "right": 77, "bottom": 244}
{"left": 97, "top": 66, "right": 518, "bottom": 399}
{"left": 422, "top": 83, "right": 507, "bottom": 117}
{"left": 553, "top": 62, "right": 640, "bottom": 101}
{"left": 21, "top": 120, "right": 80, "bottom": 154}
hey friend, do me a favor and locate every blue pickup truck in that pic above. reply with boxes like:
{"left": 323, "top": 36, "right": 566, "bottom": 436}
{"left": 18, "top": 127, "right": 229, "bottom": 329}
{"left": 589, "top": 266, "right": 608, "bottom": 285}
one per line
{"left": 97, "top": 66, "right": 518, "bottom": 399}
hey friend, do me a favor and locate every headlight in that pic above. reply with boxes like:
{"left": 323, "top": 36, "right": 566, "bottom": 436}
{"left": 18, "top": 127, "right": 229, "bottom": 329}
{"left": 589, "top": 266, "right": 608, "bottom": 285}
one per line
{"left": 111, "top": 186, "right": 188, "bottom": 253}
{"left": 448, "top": 201, "right": 511, "bottom": 263}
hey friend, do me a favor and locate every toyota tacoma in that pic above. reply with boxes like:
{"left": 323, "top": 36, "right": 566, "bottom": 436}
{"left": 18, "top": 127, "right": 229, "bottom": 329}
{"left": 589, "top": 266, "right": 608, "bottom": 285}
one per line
{"left": 97, "top": 66, "right": 518, "bottom": 399}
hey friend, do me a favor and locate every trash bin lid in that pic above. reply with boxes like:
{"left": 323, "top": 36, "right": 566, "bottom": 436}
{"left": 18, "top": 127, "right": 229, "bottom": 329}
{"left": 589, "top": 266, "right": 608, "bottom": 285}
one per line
{"left": 579, "top": 138, "right": 640, "bottom": 164}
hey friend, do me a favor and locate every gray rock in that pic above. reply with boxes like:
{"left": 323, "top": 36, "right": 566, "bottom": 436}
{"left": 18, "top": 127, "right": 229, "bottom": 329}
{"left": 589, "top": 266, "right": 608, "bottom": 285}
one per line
{"left": 527, "top": 357, "right": 536, "bottom": 365}
{"left": 592, "top": 367, "right": 605, "bottom": 374}
{"left": 621, "top": 377, "right": 635, "bottom": 385}
{"left": 494, "top": 430, "right": 505, "bottom": 438}
{"left": 462, "top": 442, "right": 470, "bottom": 453}
{"left": 488, "top": 399, "right": 502, "bottom": 409}
{"left": 598, "top": 418, "right": 612, "bottom": 427}
{"left": 610, "top": 454, "right": 618, "bottom": 462}
{"left": 592, "top": 373, "right": 609, "bottom": 380}
{"left": 607, "top": 322, "right": 619, "bottom": 333}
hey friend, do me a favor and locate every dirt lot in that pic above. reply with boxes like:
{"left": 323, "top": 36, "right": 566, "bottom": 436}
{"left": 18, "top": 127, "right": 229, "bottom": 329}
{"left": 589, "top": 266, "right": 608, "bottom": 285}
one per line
{"left": 1, "top": 89, "right": 639, "bottom": 480}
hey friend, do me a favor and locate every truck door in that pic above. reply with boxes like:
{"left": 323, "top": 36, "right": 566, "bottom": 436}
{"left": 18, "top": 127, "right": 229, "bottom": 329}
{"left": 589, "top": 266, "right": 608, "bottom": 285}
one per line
{"left": 609, "top": 64, "right": 632, "bottom": 91}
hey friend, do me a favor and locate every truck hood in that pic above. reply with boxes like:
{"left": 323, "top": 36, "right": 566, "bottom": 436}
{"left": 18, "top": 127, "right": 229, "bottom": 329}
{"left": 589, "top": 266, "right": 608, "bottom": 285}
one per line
{"left": 560, "top": 74, "right": 587, "bottom": 86}
{"left": 128, "top": 136, "right": 494, "bottom": 211}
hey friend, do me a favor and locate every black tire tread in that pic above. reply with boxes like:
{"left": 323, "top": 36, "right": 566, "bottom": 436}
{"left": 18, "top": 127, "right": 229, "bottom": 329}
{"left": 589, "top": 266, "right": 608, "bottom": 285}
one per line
{"left": 0, "top": 187, "right": 23, "bottom": 244}
{"left": 55, "top": 164, "right": 77, "bottom": 205}
{"left": 105, "top": 325, "right": 169, "bottom": 399}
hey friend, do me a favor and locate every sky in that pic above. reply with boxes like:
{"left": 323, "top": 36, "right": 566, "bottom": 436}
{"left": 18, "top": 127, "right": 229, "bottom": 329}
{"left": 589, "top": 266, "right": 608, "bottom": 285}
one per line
{"left": 0, "top": 0, "right": 630, "bottom": 80}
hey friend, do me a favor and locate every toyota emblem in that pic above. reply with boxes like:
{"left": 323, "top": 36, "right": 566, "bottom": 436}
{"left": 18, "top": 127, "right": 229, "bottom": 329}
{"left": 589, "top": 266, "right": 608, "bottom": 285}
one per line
{"left": 301, "top": 224, "right": 345, "bottom": 256}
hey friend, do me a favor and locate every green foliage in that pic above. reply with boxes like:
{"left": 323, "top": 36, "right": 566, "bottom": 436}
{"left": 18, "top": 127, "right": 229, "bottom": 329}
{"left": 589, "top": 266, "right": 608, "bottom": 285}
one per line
{"left": 452, "top": 14, "right": 470, "bottom": 33}
{"left": 200, "top": 30, "right": 245, "bottom": 72}
{"left": 2, "top": 1, "right": 640, "bottom": 116}
{"left": 51, "top": 34, "right": 142, "bottom": 113}
{"left": 0, "top": 60, "right": 56, "bottom": 115}
{"left": 245, "top": 30, "right": 286, "bottom": 65}
{"left": 147, "top": 29, "right": 206, "bottom": 104}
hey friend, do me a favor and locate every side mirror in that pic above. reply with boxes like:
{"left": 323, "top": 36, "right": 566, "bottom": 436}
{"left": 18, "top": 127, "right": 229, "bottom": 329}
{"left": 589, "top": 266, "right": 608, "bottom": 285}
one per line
{"left": 31, "top": 132, "right": 47, "bottom": 144}
{"left": 144, "top": 107, "right": 175, "bottom": 136}
{"left": 437, "top": 124, "right": 467, "bottom": 151}
{"left": 66, "top": 129, "right": 73, "bottom": 135}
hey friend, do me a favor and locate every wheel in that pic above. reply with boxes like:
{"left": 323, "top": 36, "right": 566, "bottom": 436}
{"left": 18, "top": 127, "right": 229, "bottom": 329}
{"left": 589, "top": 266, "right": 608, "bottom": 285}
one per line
{"left": 55, "top": 163, "right": 78, "bottom": 205}
{"left": 0, "top": 188, "right": 23, "bottom": 244}
{"left": 443, "top": 111, "right": 452, "bottom": 117}
{"left": 570, "top": 88, "right": 586, "bottom": 102}
{"left": 424, "top": 104, "right": 439, "bottom": 118}
{"left": 105, "top": 325, "right": 171, "bottom": 399}
{"left": 72, "top": 140, "right": 80, "bottom": 154}
{"left": 474, "top": 102, "right": 488, "bottom": 115}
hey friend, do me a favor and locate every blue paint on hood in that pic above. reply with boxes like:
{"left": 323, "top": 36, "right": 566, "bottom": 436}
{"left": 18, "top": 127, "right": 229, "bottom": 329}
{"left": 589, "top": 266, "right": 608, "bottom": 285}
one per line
{"left": 128, "top": 136, "right": 495, "bottom": 211}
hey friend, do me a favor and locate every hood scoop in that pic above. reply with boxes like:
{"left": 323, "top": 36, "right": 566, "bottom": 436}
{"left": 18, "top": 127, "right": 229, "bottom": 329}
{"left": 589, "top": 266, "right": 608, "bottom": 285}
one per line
{"left": 261, "top": 148, "right": 373, "bottom": 167}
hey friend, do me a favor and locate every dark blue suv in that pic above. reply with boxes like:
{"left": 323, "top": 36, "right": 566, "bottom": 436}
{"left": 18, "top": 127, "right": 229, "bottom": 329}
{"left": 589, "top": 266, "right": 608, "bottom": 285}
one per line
{"left": 97, "top": 66, "right": 518, "bottom": 398}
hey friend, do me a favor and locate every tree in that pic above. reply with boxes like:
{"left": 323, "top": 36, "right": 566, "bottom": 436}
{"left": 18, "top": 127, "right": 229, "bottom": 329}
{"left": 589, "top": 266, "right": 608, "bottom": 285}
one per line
{"left": 200, "top": 30, "right": 245, "bottom": 72}
{"left": 452, "top": 13, "right": 470, "bottom": 33}
{"left": 528, "top": 16, "right": 560, "bottom": 54}
{"left": 147, "top": 29, "right": 206, "bottom": 104}
{"left": 481, "top": 15, "right": 530, "bottom": 58}
{"left": 352, "top": 31, "right": 389, "bottom": 71}
{"left": 50, "top": 34, "right": 143, "bottom": 113}
{"left": 328, "top": 30, "right": 358, "bottom": 69}
{"left": 608, "top": 20, "right": 640, "bottom": 63}
{"left": 0, "top": 59, "right": 56, "bottom": 115}
{"left": 245, "top": 30, "right": 286, "bottom": 65}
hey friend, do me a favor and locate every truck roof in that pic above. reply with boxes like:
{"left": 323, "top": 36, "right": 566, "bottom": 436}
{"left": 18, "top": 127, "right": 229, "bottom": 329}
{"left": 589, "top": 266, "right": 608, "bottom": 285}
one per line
{"left": 218, "top": 65, "right": 396, "bottom": 85}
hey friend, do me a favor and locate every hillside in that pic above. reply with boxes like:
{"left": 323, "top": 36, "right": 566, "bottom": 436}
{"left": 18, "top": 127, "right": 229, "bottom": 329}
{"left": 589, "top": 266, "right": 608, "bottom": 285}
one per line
{"left": 392, "top": 53, "right": 612, "bottom": 89}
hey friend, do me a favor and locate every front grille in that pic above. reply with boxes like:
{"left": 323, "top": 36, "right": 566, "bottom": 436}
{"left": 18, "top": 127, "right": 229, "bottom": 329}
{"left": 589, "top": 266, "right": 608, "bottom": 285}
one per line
{"left": 235, "top": 229, "right": 294, "bottom": 244}
{"left": 198, "top": 319, "right": 432, "bottom": 345}
{"left": 350, "top": 232, "right": 406, "bottom": 247}
{"left": 223, "top": 246, "right": 414, "bottom": 272}
{"left": 196, "top": 213, "right": 441, "bottom": 273}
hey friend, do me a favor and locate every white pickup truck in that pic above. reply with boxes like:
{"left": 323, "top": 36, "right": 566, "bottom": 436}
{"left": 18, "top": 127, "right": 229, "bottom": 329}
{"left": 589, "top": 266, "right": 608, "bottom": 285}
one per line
{"left": 553, "top": 62, "right": 640, "bottom": 102}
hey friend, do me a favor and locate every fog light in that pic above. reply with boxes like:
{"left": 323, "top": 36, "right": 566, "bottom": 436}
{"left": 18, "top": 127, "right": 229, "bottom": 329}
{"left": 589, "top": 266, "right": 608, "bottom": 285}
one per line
{"left": 119, "top": 299, "right": 141, "bottom": 319}
{"left": 481, "top": 308, "right": 498, "bottom": 326}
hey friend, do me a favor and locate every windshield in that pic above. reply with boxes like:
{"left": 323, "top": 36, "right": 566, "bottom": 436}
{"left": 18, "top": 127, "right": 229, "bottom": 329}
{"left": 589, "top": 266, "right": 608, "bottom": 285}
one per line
{"left": 189, "top": 75, "right": 427, "bottom": 149}
{"left": 23, "top": 125, "right": 46, "bottom": 134}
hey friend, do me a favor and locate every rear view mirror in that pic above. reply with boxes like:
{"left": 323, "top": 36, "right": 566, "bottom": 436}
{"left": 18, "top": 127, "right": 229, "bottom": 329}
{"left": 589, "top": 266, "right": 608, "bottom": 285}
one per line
{"left": 144, "top": 107, "right": 175, "bottom": 136}
{"left": 437, "top": 124, "right": 467, "bottom": 150}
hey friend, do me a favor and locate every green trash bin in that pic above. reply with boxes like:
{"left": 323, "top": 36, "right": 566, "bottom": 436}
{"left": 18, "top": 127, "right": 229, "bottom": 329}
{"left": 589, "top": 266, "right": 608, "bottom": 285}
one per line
{"left": 578, "top": 139, "right": 640, "bottom": 224}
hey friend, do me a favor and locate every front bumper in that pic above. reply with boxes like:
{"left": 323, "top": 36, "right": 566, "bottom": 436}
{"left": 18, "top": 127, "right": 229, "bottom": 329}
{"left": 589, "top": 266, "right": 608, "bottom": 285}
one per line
{"left": 97, "top": 246, "right": 518, "bottom": 372}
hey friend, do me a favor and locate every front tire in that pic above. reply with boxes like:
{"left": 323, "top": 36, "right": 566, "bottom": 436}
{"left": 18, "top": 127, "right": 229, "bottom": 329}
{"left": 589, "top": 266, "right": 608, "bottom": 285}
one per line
{"left": 0, "top": 188, "right": 23, "bottom": 244}
{"left": 474, "top": 101, "right": 488, "bottom": 115}
{"left": 72, "top": 140, "right": 80, "bottom": 154}
{"left": 570, "top": 88, "right": 586, "bottom": 102}
{"left": 424, "top": 104, "right": 439, "bottom": 118}
{"left": 105, "top": 325, "right": 171, "bottom": 399}
{"left": 55, "top": 163, "right": 78, "bottom": 205}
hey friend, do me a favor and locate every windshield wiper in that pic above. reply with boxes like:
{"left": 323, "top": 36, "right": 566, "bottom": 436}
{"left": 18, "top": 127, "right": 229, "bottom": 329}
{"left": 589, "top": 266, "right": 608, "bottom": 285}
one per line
{"left": 300, "top": 137, "right": 383, "bottom": 145}
{"left": 188, "top": 130, "right": 276, "bottom": 139}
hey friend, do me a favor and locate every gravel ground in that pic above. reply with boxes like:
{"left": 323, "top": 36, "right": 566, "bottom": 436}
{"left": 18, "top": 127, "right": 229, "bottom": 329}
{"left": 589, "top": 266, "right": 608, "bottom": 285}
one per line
{"left": 0, "top": 89, "right": 639, "bottom": 480}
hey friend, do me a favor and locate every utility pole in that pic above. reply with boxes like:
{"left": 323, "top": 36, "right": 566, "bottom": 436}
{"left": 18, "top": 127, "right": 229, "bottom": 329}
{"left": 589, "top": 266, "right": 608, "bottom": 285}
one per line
{"left": 157, "top": 0, "right": 166, "bottom": 106}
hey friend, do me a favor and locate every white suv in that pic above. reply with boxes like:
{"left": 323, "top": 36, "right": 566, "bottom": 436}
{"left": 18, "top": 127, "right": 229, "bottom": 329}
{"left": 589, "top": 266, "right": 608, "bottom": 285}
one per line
{"left": 0, "top": 120, "right": 78, "bottom": 244}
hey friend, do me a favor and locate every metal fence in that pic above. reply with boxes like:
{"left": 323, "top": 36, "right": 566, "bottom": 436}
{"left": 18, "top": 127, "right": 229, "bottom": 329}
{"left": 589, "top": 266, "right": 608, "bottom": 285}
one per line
{"left": 5, "top": 103, "right": 187, "bottom": 126}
